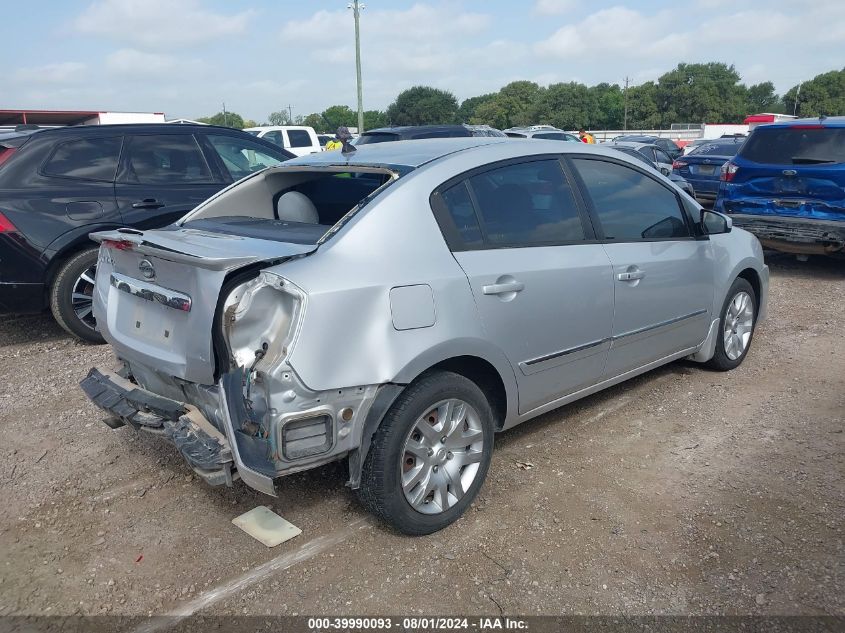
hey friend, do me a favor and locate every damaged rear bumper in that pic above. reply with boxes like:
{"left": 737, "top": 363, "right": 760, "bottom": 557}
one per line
{"left": 728, "top": 213, "right": 845, "bottom": 254}
{"left": 80, "top": 367, "right": 276, "bottom": 496}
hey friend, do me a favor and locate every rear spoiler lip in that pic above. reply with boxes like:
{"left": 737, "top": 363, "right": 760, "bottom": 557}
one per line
{"left": 90, "top": 228, "right": 317, "bottom": 271}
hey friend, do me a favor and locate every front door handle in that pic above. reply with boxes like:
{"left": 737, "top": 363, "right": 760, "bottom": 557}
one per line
{"left": 132, "top": 198, "right": 165, "bottom": 209}
{"left": 616, "top": 270, "right": 646, "bottom": 282}
{"left": 483, "top": 281, "right": 525, "bottom": 295}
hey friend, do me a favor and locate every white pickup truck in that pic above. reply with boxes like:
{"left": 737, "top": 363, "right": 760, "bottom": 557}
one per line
{"left": 244, "top": 125, "right": 322, "bottom": 157}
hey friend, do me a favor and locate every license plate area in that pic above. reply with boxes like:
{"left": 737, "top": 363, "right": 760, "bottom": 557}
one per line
{"left": 694, "top": 164, "right": 716, "bottom": 175}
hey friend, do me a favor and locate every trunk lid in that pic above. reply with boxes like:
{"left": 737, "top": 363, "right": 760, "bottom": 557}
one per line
{"left": 91, "top": 224, "right": 318, "bottom": 385}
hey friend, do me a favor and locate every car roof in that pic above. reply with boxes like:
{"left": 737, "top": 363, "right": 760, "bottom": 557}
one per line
{"left": 245, "top": 125, "right": 314, "bottom": 131}
{"left": 763, "top": 116, "right": 845, "bottom": 129}
{"left": 284, "top": 137, "right": 659, "bottom": 171}
{"left": 361, "top": 125, "right": 469, "bottom": 137}
{"left": 610, "top": 141, "right": 658, "bottom": 150}
{"left": 23, "top": 123, "right": 244, "bottom": 136}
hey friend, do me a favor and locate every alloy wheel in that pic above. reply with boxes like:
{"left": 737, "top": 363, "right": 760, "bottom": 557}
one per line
{"left": 71, "top": 264, "right": 98, "bottom": 331}
{"left": 723, "top": 290, "right": 754, "bottom": 360}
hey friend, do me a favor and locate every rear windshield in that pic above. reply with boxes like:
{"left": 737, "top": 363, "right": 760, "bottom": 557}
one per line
{"left": 739, "top": 127, "right": 845, "bottom": 165}
{"left": 690, "top": 142, "right": 743, "bottom": 157}
{"left": 505, "top": 132, "right": 526, "bottom": 138}
{"left": 356, "top": 133, "right": 400, "bottom": 145}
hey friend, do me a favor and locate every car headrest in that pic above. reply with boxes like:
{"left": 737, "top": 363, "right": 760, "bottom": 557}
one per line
{"left": 276, "top": 191, "right": 319, "bottom": 224}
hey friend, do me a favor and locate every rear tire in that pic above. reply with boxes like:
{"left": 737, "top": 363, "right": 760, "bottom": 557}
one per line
{"left": 706, "top": 277, "right": 756, "bottom": 371}
{"left": 50, "top": 247, "right": 105, "bottom": 344}
{"left": 358, "top": 371, "right": 494, "bottom": 535}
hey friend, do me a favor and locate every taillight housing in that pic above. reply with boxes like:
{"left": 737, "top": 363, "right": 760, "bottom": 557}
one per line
{"left": 720, "top": 161, "right": 739, "bottom": 182}
{"left": 0, "top": 211, "right": 17, "bottom": 233}
{"left": 672, "top": 160, "right": 688, "bottom": 170}
{"left": 0, "top": 148, "right": 16, "bottom": 169}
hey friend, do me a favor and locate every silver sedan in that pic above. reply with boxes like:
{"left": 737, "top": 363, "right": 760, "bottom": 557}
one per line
{"left": 82, "top": 138, "right": 768, "bottom": 535}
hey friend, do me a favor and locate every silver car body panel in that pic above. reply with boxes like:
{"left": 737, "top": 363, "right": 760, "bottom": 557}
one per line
{"left": 84, "top": 138, "right": 769, "bottom": 492}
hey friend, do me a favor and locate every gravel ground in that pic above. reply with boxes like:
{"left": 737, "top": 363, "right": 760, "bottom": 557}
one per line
{"left": 0, "top": 253, "right": 842, "bottom": 618}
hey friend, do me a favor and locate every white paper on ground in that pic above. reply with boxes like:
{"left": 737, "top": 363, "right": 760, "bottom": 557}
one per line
{"left": 232, "top": 505, "right": 302, "bottom": 547}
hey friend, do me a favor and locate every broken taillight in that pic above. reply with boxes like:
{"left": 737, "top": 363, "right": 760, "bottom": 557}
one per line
{"left": 0, "top": 211, "right": 17, "bottom": 233}
{"left": 672, "top": 160, "right": 688, "bottom": 170}
{"left": 720, "top": 161, "right": 739, "bottom": 182}
{"left": 102, "top": 238, "right": 135, "bottom": 251}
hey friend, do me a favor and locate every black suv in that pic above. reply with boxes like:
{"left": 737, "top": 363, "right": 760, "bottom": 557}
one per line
{"left": 0, "top": 124, "right": 293, "bottom": 342}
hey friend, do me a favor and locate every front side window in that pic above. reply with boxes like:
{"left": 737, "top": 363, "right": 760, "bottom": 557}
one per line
{"left": 286, "top": 129, "right": 312, "bottom": 148}
{"left": 206, "top": 134, "right": 286, "bottom": 181}
{"left": 121, "top": 134, "right": 212, "bottom": 184}
{"left": 44, "top": 136, "right": 122, "bottom": 181}
{"left": 655, "top": 148, "right": 672, "bottom": 164}
{"left": 467, "top": 159, "right": 586, "bottom": 246}
{"left": 573, "top": 158, "right": 689, "bottom": 241}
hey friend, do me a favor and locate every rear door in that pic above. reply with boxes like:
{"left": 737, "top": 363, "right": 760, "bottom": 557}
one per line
{"left": 570, "top": 156, "right": 714, "bottom": 378}
{"left": 115, "top": 133, "right": 223, "bottom": 230}
{"left": 432, "top": 157, "right": 614, "bottom": 414}
{"left": 284, "top": 129, "right": 319, "bottom": 156}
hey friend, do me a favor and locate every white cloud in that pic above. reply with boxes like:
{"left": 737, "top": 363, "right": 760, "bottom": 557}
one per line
{"left": 13, "top": 62, "right": 88, "bottom": 84}
{"left": 74, "top": 0, "right": 254, "bottom": 48}
{"left": 532, "top": 0, "right": 576, "bottom": 16}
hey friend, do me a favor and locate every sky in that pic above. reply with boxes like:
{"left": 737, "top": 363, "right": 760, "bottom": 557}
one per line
{"left": 4, "top": 0, "right": 845, "bottom": 122}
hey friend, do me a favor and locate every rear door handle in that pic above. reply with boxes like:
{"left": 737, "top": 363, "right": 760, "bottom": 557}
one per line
{"left": 616, "top": 270, "right": 646, "bottom": 282}
{"left": 483, "top": 281, "right": 525, "bottom": 295}
{"left": 132, "top": 198, "right": 165, "bottom": 209}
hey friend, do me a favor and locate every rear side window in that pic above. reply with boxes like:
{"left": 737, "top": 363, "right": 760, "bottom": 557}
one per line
{"left": 356, "top": 133, "right": 400, "bottom": 145}
{"left": 739, "top": 127, "right": 845, "bottom": 165}
{"left": 263, "top": 130, "right": 284, "bottom": 147}
{"left": 534, "top": 133, "right": 567, "bottom": 141}
{"left": 441, "top": 182, "right": 483, "bottom": 248}
{"left": 468, "top": 160, "right": 586, "bottom": 246}
{"left": 287, "top": 129, "right": 312, "bottom": 148}
{"left": 573, "top": 158, "right": 689, "bottom": 241}
{"left": 206, "top": 134, "right": 287, "bottom": 181}
{"left": 120, "top": 134, "right": 213, "bottom": 184}
{"left": 655, "top": 148, "right": 672, "bottom": 163}
{"left": 44, "top": 136, "right": 122, "bottom": 181}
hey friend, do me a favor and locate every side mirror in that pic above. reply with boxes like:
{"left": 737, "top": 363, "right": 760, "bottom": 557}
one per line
{"left": 701, "top": 209, "right": 732, "bottom": 235}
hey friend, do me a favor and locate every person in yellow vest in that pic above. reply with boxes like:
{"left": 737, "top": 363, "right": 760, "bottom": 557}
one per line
{"left": 324, "top": 129, "right": 343, "bottom": 151}
{"left": 579, "top": 129, "right": 595, "bottom": 144}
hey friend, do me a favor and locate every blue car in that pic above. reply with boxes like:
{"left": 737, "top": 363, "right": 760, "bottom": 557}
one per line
{"left": 672, "top": 137, "right": 745, "bottom": 203}
{"left": 714, "top": 117, "right": 845, "bottom": 256}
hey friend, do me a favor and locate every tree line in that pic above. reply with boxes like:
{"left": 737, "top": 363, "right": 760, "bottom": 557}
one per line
{"left": 198, "top": 63, "right": 844, "bottom": 132}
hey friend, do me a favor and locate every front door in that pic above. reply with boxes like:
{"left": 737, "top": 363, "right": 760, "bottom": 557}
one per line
{"left": 115, "top": 133, "right": 222, "bottom": 230}
{"left": 570, "top": 156, "right": 714, "bottom": 378}
{"left": 433, "top": 158, "right": 615, "bottom": 414}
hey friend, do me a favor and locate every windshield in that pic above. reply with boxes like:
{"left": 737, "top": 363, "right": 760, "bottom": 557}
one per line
{"left": 690, "top": 142, "right": 743, "bottom": 157}
{"left": 739, "top": 126, "right": 845, "bottom": 165}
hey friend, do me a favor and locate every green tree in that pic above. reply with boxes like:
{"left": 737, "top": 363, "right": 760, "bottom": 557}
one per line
{"left": 472, "top": 81, "right": 542, "bottom": 129}
{"left": 363, "top": 109, "right": 388, "bottom": 130}
{"left": 589, "top": 83, "right": 624, "bottom": 129}
{"left": 783, "top": 68, "right": 845, "bottom": 118}
{"left": 655, "top": 62, "right": 747, "bottom": 125}
{"left": 529, "top": 82, "right": 594, "bottom": 130}
{"left": 242, "top": 119, "right": 259, "bottom": 129}
{"left": 458, "top": 93, "right": 496, "bottom": 123}
{"left": 321, "top": 105, "right": 357, "bottom": 129}
{"left": 302, "top": 113, "right": 326, "bottom": 132}
{"left": 625, "top": 82, "right": 661, "bottom": 129}
{"left": 197, "top": 111, "right": 245, "bottom": 129}
{"left": 746, "top": 82, "right": 781, "bottom": 114}
{"left": 268, "top": 110, "right": 292, "bottom": 126}
{"left": 386, "top": 86, "right": 459, "bottom": 126}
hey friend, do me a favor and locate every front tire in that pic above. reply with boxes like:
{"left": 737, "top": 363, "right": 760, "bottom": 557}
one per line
{"left": 50, "top": 247, "right": 105, "bottom": 344}
{"left": 706, "top": 277, "right": 756, "bottom": 371}
{"left": 358, "top": 371, "right": 494, "bottom": 535}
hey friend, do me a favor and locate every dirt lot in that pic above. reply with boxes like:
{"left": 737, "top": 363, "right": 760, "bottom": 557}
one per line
{"left": 1, "top": 253, "right": 842, "bottom": 619}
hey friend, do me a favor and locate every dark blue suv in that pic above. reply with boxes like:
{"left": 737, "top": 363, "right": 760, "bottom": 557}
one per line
{"left": 714, "top": 117, "right": 845, "bottom": 256}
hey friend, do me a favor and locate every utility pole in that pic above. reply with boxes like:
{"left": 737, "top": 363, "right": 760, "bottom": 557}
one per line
{"left": 222, "top": 101, "right": 228, "bottom": 127}
{"left": 349, "top": 1, "right": 365, "bottom": 134}
{"left": 623, "top": 76, "right": 630, "bottom": 131}
{"left": 287, "top": 104, "right": 293, "bottom": 124}
{"left": 793, "top": 82, "right": 802, "bottom": 117}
